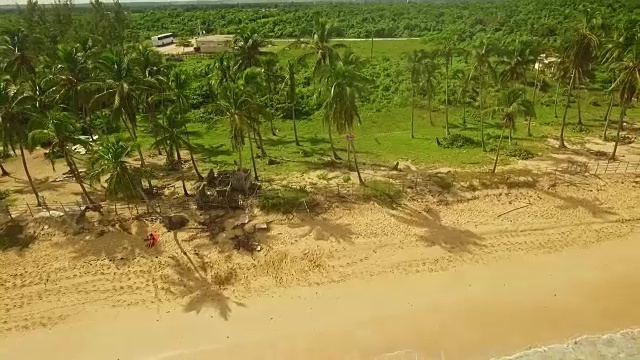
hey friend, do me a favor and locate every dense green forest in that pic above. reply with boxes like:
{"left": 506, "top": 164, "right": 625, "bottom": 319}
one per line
{"left": 1, "top": 0, "right": 640, "bottom": 207}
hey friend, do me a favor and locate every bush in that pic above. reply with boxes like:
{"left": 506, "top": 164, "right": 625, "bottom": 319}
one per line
{"left": 438, "top": 133, "right": 479, "bottom": 149}
{"left": 359, "top": 180, "right": 404, "bottom": 208}
{"left": 258, "top": 186, "right": 317, "bottom": 214}
{"left": 0, "top": 189, "right": 9, "bottom": 201}
{"left": 504, "top": 147, "right": 535, "bottom": 160}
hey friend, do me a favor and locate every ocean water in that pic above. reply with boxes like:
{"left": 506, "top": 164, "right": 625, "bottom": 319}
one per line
{"left": 492, "top": 329, "right": 640, "bottom": 360}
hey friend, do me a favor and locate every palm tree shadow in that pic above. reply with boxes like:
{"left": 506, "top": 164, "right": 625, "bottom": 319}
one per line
{"left": 286, "top": 215, "right": 355, "bottom": 244}
{"left": 162, "top": 255, "right": 245, "bottom": 320}
{"left": 0, "top": 221, "right": 36, "bottom": 252}
{"left": 538, "top": 189, "right": 617, "bottom": 219}
{"left": 390, "top": 206, "right": 484, "bottom": 254}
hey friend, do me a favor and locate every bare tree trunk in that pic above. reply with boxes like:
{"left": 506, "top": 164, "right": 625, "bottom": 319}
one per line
{"left": 610, "top": 104, "right": 627, "bottom": 161}
{"left": 175, "top": 146, "right": 189, "bottom": 196}
{"left": 351, "top": 141, "right": 365, "bottom": 185}
{"left": 559, "top": 70, "right": 576, "bottom": 148}
{"left": 554, "top": 82, "right": 561, "bottom": 118}
{"left": 19, "top": 143, "right": 42, "bottom": 206}
{"left": 64, "top": 151, "right": 95, "bottom": 205}
{"left": 602, "top": 94, "right": 614, "bottom": 141}
{"left": 492, "top": 124, "right": 506, "bottom": 174}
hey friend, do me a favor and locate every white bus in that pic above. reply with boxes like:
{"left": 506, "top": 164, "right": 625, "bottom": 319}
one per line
{"left": 151, "top": 33, "right": 175, "bottom": 47}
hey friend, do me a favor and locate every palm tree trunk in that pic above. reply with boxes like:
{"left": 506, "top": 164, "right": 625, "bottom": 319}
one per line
{"left": 185, "top": 132, "right": 203, "bottom": 181}
{"left": 269, "top": 118, "right": 277, "bottom": 137}
{"left": 528, "top": 65, "right": 540, "bottom": 137}
{"left": 19, "top": 143, "right": 41, "bottom": 207}
{"left": 428, "top": 98, "right": 434, "bottom": 126}
{"left": 602, "top": 94, "right": 614, "bottom": 141}
{"left": 410, "top": 89, "right": 415, "bottom": 139}
{"left": 445, "top": 62, "right": 450, "bottom": 136}
{"left": 255, "top": 127, "right": 267, "bottom": 158}
{"left": 554, "top": 82, "right": 561, "bottom": 118}
{"left": 0, "top": 162, "right": 9, "bottom": 176}
{"left": 351, "top": 141, "right": 365, "bottom": 185}
{"left": 346, "top": 139, "right": 352, "bottom": 171}
{"left": 610, "top": 104, "right": 627, "bottom": 161}
{"left": 559, "top": 70, "right": 576, "bottom": 148}
{"left": 175, "top": 146, "right": 189, "bottom": 196}
{"left": 577, "top": 90, "right": 583, "bottom": 127}
{"left": 172, "top": 231, "right": 205, "bottom": 280}
{"left": 491, "top": 124, "right": 506, "bottom": 174}
{"left": 328, "top": 125, "right": 341, "bottom": 160}
{"left": 479, "top": 81, "right": 486, "bottom": 152}
{"left": 64, "top": 151, "right": 95, "bottom": 205}
{"left": 508, "top": 126, "right": 512, "bottom": 145}
{"left": 248, "top": 130, "right": 259, "bottom": 182}
{"left": 462, "top": 104, "right": 467, "bottom": 127}
{"left": 292, "top": 105, "right": 301, "bottom": 146}
{"left": 122, "top": 119, "right": 152, "bottom": 189}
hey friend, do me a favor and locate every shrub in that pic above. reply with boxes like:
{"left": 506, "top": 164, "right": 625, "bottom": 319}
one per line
{"left": 0, "top": 189, "right": 9, "bottom": 201}
{"left": 438, "top": 133, "right": 479, "bottom": 149}
{"left": 359, "top": 180, "right": 404, "bottom": 208}
{"left": 342, "top": 174, "right": 352, "bottom": 183}
{"left": 258, "top": 186, "right": 317, "bottom": 214}
{"left": 504, "top": 147, "right": 535, "bottom": 160}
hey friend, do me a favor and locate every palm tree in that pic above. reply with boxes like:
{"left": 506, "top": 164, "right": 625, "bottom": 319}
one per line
{"left": 151, "top": 108, "right": 202, "bottom": 195}
{"left": 0, "top": 27, "right": 36, "bottom": 81}
{"left": 291, "top": 17, "right": 345, "bottom": 76}
{"left": 85, "top": 137, "right": 145, "bottom": 201}
{"left": 436, "top": 40, "right": 460, "bottom": 136}
{"left": 232, "top": 27, "right": 271, "bottom": 72}
{"left": 28, "top": 111, "right": 96, "bottom": 204}
{"left": 318, "top": 50, "right": 369, "bottom": 185}
{"left": 488, "top": 88, "right": 535, "bottom": 173}
{"left": 284, "top": 60, "right": 301, "bottom": 146}
{"left": 406, "top": 49, "right": 426, "bottom": 139}
{"left": 468, "top": 39, "right": 496, "bottom": 152}
{"left": 421, "top": 54, "right": 440, "bottom": 128}
{"left": 558, "top": 28, "right": 599, "bottom": 148}
{"left": 453, "top": 67, "right": 476, "bottom": 128}
{"left": 607, "top": 41, "right": 640, "bottom": 160}
{"left": 89, "top": 48, "right": 150, "bottom": 186}
{"left": 261, "top": 56, "right": 284, "bottom": 136}
{"left": 0, "top": 76, "right": 41, "bottom": 206}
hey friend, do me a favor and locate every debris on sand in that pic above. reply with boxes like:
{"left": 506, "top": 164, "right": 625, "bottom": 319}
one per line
{"left": 162, "top": 214, "right": 190, "bottom": 231}
{"left": 195, "top": 169, "right": 258, "bottom": 210}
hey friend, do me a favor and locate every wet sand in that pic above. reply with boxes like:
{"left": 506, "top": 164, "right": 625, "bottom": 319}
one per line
{"left": 2, "top": 233, "right": 640, "bottom": 360}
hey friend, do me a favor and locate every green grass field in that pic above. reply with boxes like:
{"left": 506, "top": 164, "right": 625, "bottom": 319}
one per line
{"left": 161, "top": 39, "right": 634, "bottom": 179}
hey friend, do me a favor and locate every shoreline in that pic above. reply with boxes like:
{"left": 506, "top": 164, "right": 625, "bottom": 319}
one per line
{"left": 2, "top": 234, "right": 640, "bottom": 360}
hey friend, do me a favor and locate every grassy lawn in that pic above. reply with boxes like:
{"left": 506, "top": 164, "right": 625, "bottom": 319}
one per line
{"left": 159, "top": 39, "right": 636, "bottom": 179}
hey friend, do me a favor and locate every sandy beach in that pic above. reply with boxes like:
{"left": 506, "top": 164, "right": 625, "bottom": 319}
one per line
{"left": 2, "top": 152, "right": 640, "bottom": 359}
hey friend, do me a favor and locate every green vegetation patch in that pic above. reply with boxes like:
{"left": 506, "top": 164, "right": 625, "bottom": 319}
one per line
{"left": 258, "top": 186, "right": 318, "bottom": 214}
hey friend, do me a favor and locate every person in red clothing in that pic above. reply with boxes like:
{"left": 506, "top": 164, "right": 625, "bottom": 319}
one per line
{"left": 144, "top": 233, "right": 160, "bottom": 248}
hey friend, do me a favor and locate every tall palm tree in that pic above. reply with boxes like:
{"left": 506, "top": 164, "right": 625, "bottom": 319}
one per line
{"left": 291, "top": 17, "right": 345, "bottom": 76}
{"left": 89, "top": 48, "right": 150, "bottom": 186}
{"left": 28, "top": 111, "right": 96, "bottom": 204}
{"left": 284, "top": 60, "right": 301, "bottom": 146}
{"left": 468, "top": 39, "right": 496, "bottom": 152}
{"left": 85, "top": 137, "right": 145, "bottom": 201}
{"left": 261, "top": 56, "right": 284, "bottom": 136}
{"left": 0, "top": 27, "right": 36, "bottom": 81}
{"left": 558, "top": 28, "right": 599, "bottom": 148}
{"left": 151, "top": 108, "right": 202, "bottom": 195}
{"left": 488, "top": 88, "right": 535, "bottom": 173}
{"left": 231, "top": 27, "right": 271, "bottom": 72}
{"left": 436, "top": 40, "right": 460, "bottom": 136}
{"left": 406, "top": 49, "right": 426, "bottom": 139}
{"left": 0, "top": 76, "right": 41, "bottom": 206}
{"left": 318, "top": 50, "right": 369, "bottom": 185}
{"left": 607, "top": 41, "right": 640, "bottom": 160}
{"left": 421, "top": 54, "right": 440, "bottom": 128}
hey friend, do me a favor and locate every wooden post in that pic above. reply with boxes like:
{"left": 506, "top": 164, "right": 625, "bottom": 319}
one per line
{"left": 26, "top": 202, "right": 33, "bottom": 217}
{"left": 594, "top": 162, "right": 599, "bottom": 175}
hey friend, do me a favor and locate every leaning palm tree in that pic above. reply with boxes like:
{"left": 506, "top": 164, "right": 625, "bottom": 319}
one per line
{"left": 558, "top": 28, "right": 599, "bottom": 148}
{"left": 27, "top": 110, "right": 96, "bottom": 204}
{"left": 607, "top": 41, "right": 640, "bottom": 160}
{"left": 488, "top": 88, "right": 536, "bottom": 173}
{"left": 85, "top": 136, "right": 146, "bottom": 201}
{"left": 317, "top": 49, "right": 370, "bottom": 185}
{"left": 0, "top": 76, "right": 41, "bottom": 205}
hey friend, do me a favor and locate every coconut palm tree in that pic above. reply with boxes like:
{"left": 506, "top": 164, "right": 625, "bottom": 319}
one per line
{"left": 421, "top": 53, "right": 440, "bottom": 128}
{"left": 436, "top": 39, "right": 460, "bottom": 136}
{"left": 558, "top": 28, "right": 599, "bottom": 148}
{"left": 468, "top": 39, "right": 496, "bottom": 152}
{"left": 27, "top": 110, "right": 96, "bottom": 204}
{"left": 317, "top": 49, "right": 369, "bottom": 185}
{"left": 0, "top": 27, "right": 36, "bottom": 81}
{"left": 284, "top": 60, "right": 301, "bottom": 146}
{"left": 151, "top": 108, "right": 202, "bottom": 195}
{"left": 232, "top": 27, "right": 272, "bottom": 72}
{"left": 89, "top": 47, "right": 151, "bottom": 186}
{"left": 261, "top": 56, "right": 284, "bottom": 136}
{"left": 488, "top": 88, "right": 535, "bottom": 173}
{"left": 0, "top": 76, "right": 41, "bottom": 206}
{"left": 85, "top": 137, "right": 145, "bottom": 201}
{"left": 406, "top": 49, "right": 427, "bottom": 139}
{"left": 290, "top": 17, "right": 345, "bottom": 76}
{"left": 607, "top": 41, "right": 640, "bottom": 160}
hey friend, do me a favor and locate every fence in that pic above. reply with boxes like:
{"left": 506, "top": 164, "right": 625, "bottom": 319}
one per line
{"left": 3, "top": 158, "right": 640, "bottom": 222}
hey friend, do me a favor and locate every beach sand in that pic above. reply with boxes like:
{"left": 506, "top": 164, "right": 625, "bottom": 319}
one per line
{"left": 2, "top": 152, "right": 640, "bottom": 359}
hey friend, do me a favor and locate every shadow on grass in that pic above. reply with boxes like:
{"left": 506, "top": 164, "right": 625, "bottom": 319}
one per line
{"left": 191, "top": 143, "right": 234, "bottom": 160}
{"left": 161, "top": 254, "right": 245, "bottom": 319}
{"left": 0, "top": 221, "right": 36, "bottom": 251}
{"left": 390, "top": 205, "right": 484, "bottom": 254}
